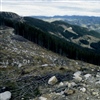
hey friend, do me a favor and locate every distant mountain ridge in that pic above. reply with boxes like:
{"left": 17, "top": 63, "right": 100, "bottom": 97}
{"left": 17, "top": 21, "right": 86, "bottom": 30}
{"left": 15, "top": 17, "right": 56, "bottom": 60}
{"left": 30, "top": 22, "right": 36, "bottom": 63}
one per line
{"left": 31, "top": 15, "right": 100, "bottom": 33}
{"left": 31, "top": 15, "right": 100, "bottom": 18}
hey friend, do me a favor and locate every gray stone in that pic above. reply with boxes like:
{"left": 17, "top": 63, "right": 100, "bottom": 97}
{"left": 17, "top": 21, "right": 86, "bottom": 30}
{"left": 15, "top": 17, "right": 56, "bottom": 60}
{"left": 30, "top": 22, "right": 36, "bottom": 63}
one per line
{"left": 48, "top": 76, "right": 58, "bottom": 85}
{"left": 0, "top": 91, "right": 11, "bottom": 100}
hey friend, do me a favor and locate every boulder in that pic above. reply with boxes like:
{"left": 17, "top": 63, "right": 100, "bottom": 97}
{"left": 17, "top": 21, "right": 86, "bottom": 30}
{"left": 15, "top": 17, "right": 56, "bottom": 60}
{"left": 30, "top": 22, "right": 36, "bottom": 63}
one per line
{"left": 0, "top": 91, "right": 11, "bottom": 100}
{"left": 48, "top": 76, "right": 58, "bottom": 85}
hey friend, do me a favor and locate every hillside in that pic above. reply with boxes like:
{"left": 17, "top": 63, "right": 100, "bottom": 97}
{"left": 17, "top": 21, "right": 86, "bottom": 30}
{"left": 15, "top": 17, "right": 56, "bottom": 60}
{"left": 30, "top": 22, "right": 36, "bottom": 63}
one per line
{"left": 0, "top": 12, "right": 100, "bottom": 100}
{"left": 0, "top": 12, "right": 100, "bottom": 65}
{"left": 24, "top": 17, "right": 100, "bottom": 51}
{"left": 0, "top": 24, "right": 100, "bottom": 100}
{"left": 0, "top": 26, "right": 73, "bottom": 99}
{"left": 52, "top": 21, "right": 100, "bottom": 50}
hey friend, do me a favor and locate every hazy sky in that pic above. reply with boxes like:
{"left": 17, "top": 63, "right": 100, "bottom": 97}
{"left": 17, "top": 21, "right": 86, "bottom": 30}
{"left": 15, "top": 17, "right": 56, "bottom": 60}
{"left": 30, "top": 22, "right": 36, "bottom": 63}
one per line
{"left": 0, "top": 0, "right": 100, "bottom": 16}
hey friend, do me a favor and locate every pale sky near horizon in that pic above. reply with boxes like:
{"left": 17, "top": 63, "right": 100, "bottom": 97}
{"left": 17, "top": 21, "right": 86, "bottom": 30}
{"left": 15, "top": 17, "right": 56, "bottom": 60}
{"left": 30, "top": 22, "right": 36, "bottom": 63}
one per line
{"left": 0, "top": 0, "right": 100, "bottom": 16}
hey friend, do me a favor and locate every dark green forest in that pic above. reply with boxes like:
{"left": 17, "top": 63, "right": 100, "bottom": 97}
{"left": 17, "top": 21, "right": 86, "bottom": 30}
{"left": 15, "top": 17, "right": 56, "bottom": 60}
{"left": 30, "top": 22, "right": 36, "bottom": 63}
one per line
{"left": 1, "top": 17, "right": 100, "bottom": 65}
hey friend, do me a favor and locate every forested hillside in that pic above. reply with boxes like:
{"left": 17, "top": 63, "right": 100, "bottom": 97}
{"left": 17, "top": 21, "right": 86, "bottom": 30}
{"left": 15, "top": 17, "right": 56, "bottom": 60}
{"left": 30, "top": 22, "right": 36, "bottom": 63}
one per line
{"left": 0, "top": 12, "right": 100, "bottom": 65}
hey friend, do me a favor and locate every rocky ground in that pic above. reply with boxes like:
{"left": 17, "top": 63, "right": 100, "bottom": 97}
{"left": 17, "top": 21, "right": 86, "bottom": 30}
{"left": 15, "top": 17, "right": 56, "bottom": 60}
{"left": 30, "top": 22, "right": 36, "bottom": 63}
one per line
{"left": 33, "top": 68, "right": 100, "bottom": 100}
{"left": 0, "top": 26, "right": 100, "bottom": 100}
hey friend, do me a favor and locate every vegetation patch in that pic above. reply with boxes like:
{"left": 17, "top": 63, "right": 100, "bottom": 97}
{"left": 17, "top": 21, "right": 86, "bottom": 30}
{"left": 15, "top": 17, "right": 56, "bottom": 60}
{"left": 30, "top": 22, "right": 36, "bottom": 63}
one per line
{"left": 80, "top": 39, "right": 89, "bottom": 45}
{"left": 90, "top": 41, "right": 100, "bottom": 50}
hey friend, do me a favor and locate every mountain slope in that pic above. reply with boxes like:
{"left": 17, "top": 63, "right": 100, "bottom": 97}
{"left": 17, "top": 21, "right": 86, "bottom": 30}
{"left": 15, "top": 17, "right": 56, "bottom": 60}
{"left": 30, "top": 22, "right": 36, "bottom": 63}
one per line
{"left": 0, "top": 12, "right": 100, "bottom": 65}
{"left": 0, "top": 25, "right": 100, "bottom": 100}
{"left": 51, "top": 21, "right": 100, "bottom": 50}
{"left": 0, "top": 12, "right": 100, "bottom": 100}
{"left": 24, "top": 17, "right": 100, "bottom": 51}
{"left": 0, "top": 26, "right": 72, "bottom": 99}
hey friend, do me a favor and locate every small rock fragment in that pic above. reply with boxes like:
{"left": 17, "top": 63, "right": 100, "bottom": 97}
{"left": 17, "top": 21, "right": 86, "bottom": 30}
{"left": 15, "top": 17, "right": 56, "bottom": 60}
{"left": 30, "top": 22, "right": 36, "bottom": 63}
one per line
{"left": 80, "top": 87, "right": 86, "bottom": 92}
{"left": 41, "top": 64, "right": 48, "bottom": 67}
{"left": 95, "top": 81, "right": 100, "bottom": 84}
{"left": 76, "top": 62, "right": 78, "bottom": 65}
{"left": 74, "top": 71, "right": 81, "bottom": 76}
{"left": 39, "top": 96, "right": 47, "bottom": 100}
{"left": 59, "top": 82, "right": 64, "bottom": 86}
{"left": 92, "top": 92, "right": 99, "bottom": 96}
{"left": 84, "top": 74, "right": 91, "bottom": 80}
{"left": 73, "top": 76, "right": 82, "bottom": 82}
{"left": 48, "top": 76, "right": 58, "bottom": 85}
{"left": 73, "top": 71, "right": 82, "bottom": 82}
{"left": 86, "top": 97, "right": 89, "bottom": 100}
{"left": 96, "top": 73, "right": 100, "bottom": 78}
{"left": 65, "top": 82, "right": 76, "bottom": 88}
{"left": 64, "top": 89, "right": 75, "bottom": 96}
